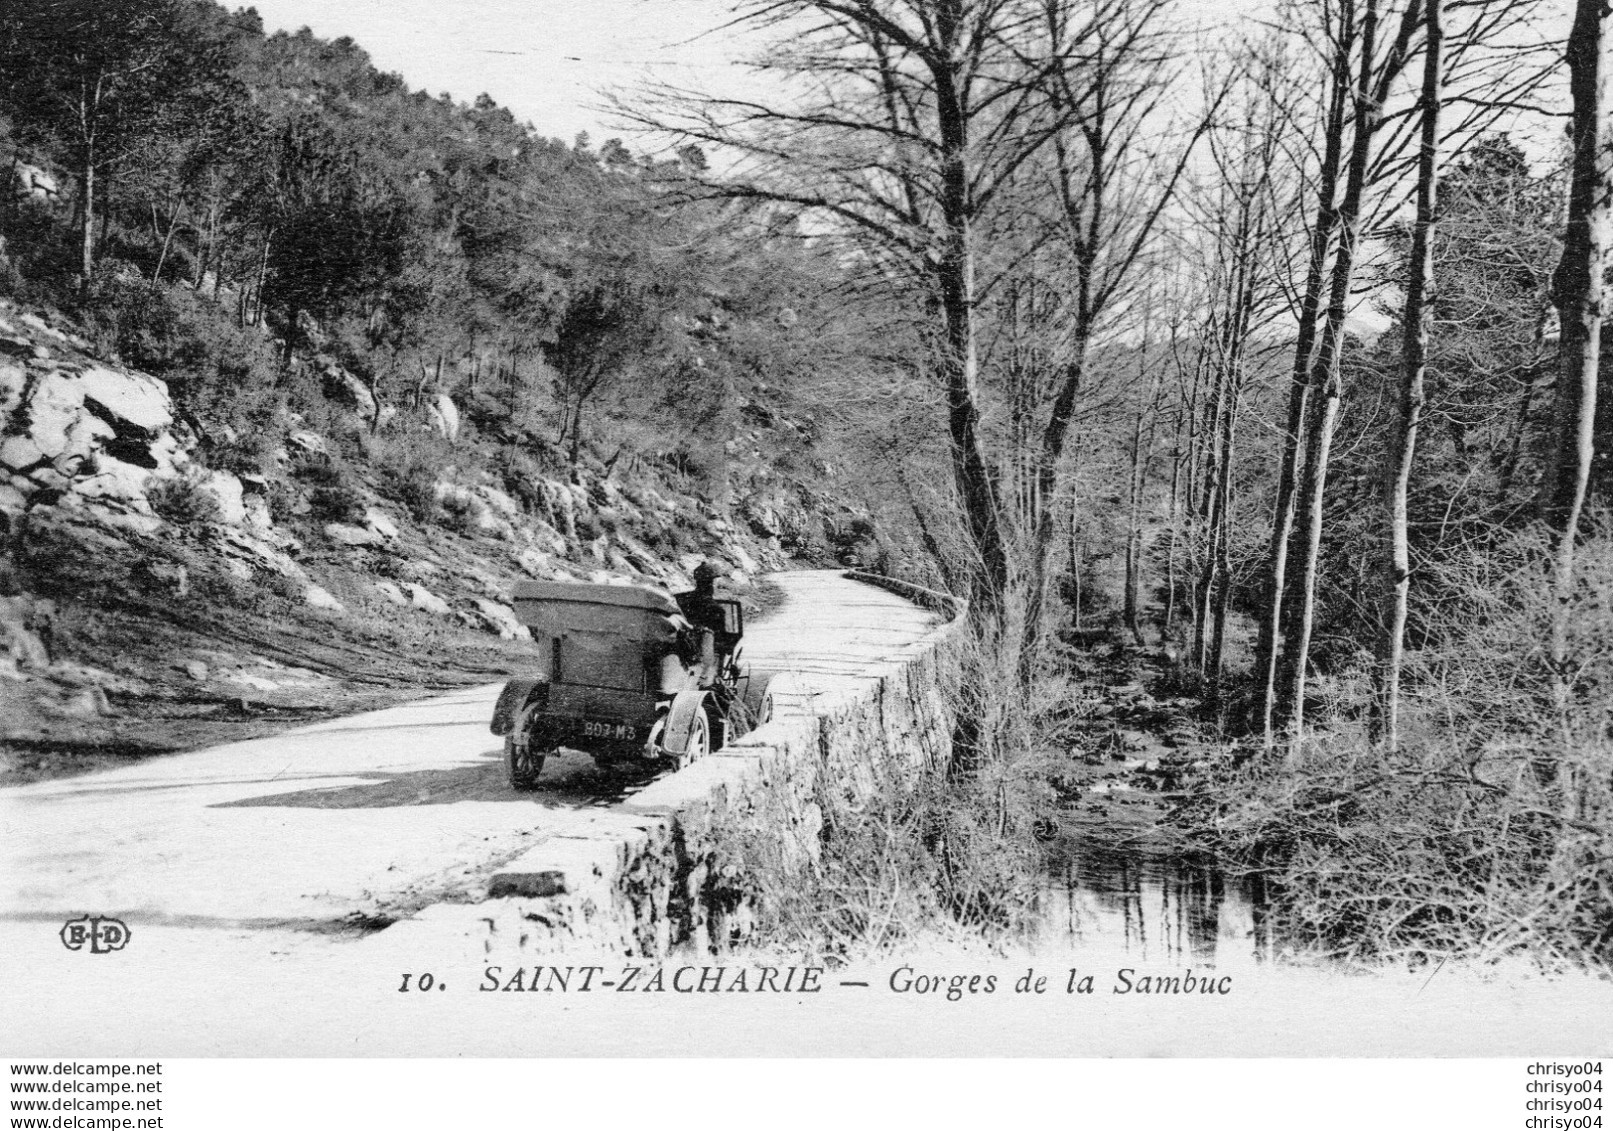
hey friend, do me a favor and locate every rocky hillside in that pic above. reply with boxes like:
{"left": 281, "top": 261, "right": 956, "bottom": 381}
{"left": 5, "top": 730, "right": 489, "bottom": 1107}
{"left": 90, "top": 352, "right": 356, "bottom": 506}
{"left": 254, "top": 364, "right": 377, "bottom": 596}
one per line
{"left": 0, "top": 295, "right": 851, "bottom": 783}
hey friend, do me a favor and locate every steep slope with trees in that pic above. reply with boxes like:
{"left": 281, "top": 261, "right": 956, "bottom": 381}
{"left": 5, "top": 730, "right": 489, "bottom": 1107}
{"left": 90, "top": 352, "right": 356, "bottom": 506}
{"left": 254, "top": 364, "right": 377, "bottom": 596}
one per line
{"left": 3, "top": 0, "right": 1608, "bottom": 967}
{"left": 0, "top": 3, "right": 913, "bottom": 780}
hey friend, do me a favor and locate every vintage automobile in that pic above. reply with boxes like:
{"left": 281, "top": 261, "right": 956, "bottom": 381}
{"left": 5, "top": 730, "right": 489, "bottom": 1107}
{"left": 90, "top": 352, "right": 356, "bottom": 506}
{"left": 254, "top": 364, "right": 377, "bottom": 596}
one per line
{"left": 488, "top": 579, "right": 771, "bottom": 789}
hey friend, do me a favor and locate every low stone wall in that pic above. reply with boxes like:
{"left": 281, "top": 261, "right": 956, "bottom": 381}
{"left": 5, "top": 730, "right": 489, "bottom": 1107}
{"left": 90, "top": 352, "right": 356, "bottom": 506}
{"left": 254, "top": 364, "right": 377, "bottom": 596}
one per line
{"left": 453, "top": 573, "right": 967, "bottom": 958}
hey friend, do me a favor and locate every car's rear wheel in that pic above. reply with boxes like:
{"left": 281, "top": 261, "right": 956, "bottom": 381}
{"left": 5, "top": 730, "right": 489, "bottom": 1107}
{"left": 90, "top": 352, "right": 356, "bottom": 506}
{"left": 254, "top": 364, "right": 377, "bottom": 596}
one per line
{"left": 506, "top": 730, "right": 548, "bottom": 791}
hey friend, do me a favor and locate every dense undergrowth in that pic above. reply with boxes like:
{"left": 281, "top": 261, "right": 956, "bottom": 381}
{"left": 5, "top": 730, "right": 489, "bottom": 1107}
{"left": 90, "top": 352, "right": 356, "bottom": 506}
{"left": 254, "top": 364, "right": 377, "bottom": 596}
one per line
{"left": 1178, "top": 525, "right": 1613, "bottom": 972}
{"left": 718, "top": 618, "right": 1057, "bottom": 961}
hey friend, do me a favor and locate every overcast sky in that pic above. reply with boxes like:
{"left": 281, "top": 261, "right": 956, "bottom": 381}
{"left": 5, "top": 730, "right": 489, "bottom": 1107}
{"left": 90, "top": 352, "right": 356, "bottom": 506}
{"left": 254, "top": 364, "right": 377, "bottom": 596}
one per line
{"left": 242, "top": 0, "right": 749, "bottom": 143}
{"left": 241, "top": 0, "right": 1570, "bottom": 167}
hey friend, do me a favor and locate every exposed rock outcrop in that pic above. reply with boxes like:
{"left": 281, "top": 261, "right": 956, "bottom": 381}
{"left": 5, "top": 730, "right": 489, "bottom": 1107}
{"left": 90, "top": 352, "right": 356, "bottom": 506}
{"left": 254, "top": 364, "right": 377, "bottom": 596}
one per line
{"left": 1, "top": 293, "right": 822, "bottom": 681}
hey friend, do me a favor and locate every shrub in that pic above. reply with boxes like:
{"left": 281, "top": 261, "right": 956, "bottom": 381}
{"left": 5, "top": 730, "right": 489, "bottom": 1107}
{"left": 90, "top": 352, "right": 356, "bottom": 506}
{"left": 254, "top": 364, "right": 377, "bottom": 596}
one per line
{"left": 497, "top": 447, "right": 547, "bottom": 514}
{"left": 286, "top": 448, "right": 367, "bottom": 524}
{"left": 395, "top": 466, "right": 439, "bottom": 523}
{"left": 266, "top": 480, "right": 299, "bottom": 525}
{"left": 364, "top": 430, "right": 451, "bottom": 522}
{"left": 308, "top": 483, "right": 366, "bottom": 524}
{"left": 261, "top": 570, "right": 306, "bottom": 606}
{"left": 715, "top": 615, "right": 1050, "bottom": 957}
{"left": 1184, "top": 523, "right": 1613, "bottom": 971}
{"left": 146, "top": 471, "right": 222, "bottom": 527}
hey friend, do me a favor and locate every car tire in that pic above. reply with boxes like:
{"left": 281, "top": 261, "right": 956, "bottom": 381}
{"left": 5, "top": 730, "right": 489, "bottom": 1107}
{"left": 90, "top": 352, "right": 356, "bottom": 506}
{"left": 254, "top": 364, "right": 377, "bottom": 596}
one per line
{"left": 506, "top": 733, "right": 547, "bottom": 791}
{"left": 674, "top": 709, "right": 710, "bottom": 771}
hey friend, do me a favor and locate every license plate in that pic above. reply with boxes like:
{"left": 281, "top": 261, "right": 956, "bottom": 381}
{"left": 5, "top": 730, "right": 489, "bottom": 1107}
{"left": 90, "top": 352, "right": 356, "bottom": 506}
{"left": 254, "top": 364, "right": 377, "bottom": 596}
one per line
{"left": 581, "top": 719, "right": 639, "bottom": 742}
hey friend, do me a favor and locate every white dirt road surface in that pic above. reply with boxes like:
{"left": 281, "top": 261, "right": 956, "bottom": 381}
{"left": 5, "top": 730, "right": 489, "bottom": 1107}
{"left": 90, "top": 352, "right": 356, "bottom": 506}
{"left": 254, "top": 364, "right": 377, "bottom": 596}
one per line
{"left": 0, "top": 570, "right": 938, "bottom": 936}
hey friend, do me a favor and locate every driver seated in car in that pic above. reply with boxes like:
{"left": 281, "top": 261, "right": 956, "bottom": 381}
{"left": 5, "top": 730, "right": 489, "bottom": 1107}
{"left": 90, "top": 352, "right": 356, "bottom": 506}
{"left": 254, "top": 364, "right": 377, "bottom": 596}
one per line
{"left": 659, "top": 561, "right": 725, "bottom": 694}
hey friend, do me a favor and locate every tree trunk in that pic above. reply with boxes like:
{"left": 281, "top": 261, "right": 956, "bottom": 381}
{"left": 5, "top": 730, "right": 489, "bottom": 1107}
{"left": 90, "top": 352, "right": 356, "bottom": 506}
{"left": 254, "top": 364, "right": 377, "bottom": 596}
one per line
{"left": 934, "top": 56, "right": 1008, "bottom": 623}
{"left": 1195, "top": 360, "right": 1227, "bottom": 669}
{"left": 1164, "top": 407, "right": 1185, "bottom": 636}
{"left": 1124, "top": 411, "right": 1147, "bottom": 644}
{"left": 1275, "top": 0, "right": 1381, "bottom": 739}
{"left": 1208, "top": 364, "right": 1242, "bottom": 689}
{"left": 1069, "top": 519, "right": 1084, "bottom": 632}
{"left": 1543, "top": 0, "right": 1611, "bottom": 780}
{"left": 150, "top": 201, "right": 183, "bottom": 289}
{"left": 78, "top": 150, "right": 96, "bottom": 285}
{"left": 1544, "top": 0, "right": 1611, "bottom": 528}
{"left": 253, "top": 230, "right": 273, "bottom": 327}
{"left": 1378, "top": 0, "right": 1441, "bottom": 752}
{"left": 1256, "top": 7, "right": 1355, "bottom": 742}
{"left": 937, "top": 232, "right": 1007, "bottom": 621}
{"left": 193, "top": 186, "right": 219, "bottom": 291}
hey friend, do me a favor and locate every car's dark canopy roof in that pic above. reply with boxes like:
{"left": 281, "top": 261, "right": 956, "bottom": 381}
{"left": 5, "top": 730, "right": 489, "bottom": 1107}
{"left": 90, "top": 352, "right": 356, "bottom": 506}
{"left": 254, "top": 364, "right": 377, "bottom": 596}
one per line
{"left": 512, "top": 579, "right": 680, "bottom": 617}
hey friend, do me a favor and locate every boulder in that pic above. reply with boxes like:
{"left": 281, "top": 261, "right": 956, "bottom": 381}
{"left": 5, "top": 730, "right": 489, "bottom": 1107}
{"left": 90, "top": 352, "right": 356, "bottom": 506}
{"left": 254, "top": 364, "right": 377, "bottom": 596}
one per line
{"left": 0, "top": 358, "right": 24, "bottom": 407}
{"left": 76, "top": 365, "right": 172, "bottom": 436}
{"left": 287, "top": 430, "right": 331, "bottom": 457}
{"left": 324, "top": 522, "right": 382, "bottom": 548}
{"left": 242, "top": 495, "right": 274, "bottom": 530}
{"left": 198, "top": 470, "right": 246, "bottom": 526}
{"left": 51, "top": 687, "right": 109, "bottom": 719}
{"left": 0, "top": 433, "right": 47, "bottom": 473}
{"left": 0, "top": 595, "right": 52, "bottom": 679}
{"left": 218, "top": 528, "right": 307, "bottom": 581}
{"left": 470, "top": 598, "right": 529, "bottom": 641}
{"left": 14, "top": 371, "right": 104, "bottom": 463}
{"left": 321, "top": 364, "right": 378, "bottom": 421}
{"left": 10, "top": 162, "right": 59, "bottom": 201}
{"left": 373, "top": 580, "right": 407, "bottom": 606}
{"left": 71, "top": 455, "right": 154, "bottom": 504}
{"left": 78, "top": 506, "right": 163, "bottom": 537}
{"left": 304, "top": 584, "right": 345, "bottom": 612}
{"left": 433, "top": 480, "right": 509, "bottom": 537}
{"left": 404, "top": 582, "right": 450, "bottom": 616}
{"left": 0, "top": 481, "right": 28, "bottom": 514}
{"left": 427, "top": 393, "right": 460, "bottom": 443}
{"left": 0, "top": 356, "right": 188, "bottom": 519}
{"left": 514, "top": 548, "right": 550, "bottom": 578}
{"left": 528, "top": 520, "right": 568, "bottom": 556}
{"left": 364, "top": 507, "right": 399, "bottom": 540}
{"left": 17, "top": 313, "right": 62, "bottom": 340}
{"left": 139, "top": 560, "right": 189, "bottom": 597}
{"left": 477, "top": 485, "right": 519, "bottom": 518}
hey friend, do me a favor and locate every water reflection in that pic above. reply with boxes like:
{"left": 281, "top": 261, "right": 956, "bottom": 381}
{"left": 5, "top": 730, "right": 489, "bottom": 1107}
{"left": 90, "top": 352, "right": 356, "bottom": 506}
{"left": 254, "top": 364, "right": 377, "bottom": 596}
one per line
{"left": 1039, "top": 836, "right": 1273, "bottom": 969}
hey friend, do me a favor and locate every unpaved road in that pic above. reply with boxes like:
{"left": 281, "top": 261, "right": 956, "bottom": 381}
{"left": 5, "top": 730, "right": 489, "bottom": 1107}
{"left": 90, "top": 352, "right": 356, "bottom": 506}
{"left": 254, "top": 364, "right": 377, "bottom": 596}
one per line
{"left": 0, "top": 571, "right": 938, "bottom": 936}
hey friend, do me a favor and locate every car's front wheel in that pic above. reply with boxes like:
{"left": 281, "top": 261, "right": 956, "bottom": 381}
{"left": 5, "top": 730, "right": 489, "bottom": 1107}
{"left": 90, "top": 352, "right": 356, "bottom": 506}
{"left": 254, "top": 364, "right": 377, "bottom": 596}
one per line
{"left": 674, "top": 709, "right": 711, "bottom": 771}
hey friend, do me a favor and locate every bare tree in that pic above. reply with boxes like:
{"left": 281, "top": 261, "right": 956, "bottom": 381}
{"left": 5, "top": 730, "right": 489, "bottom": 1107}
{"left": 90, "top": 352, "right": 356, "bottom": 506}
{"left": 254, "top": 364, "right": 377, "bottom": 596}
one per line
{"left": 1256, "top": 0, "right": 1551, "bottom": 740}
{"left": 1120, "top": 304, "right": 1167, "bottom": 644}
{"left": 1017, "top": 0, "right": 1223, "bottom": 675}
{"left": 626, "top": 0, "right": 1090, "bottom": 616}
{"left": 1540, "top": 0, "right": 1611, "bottom": 728}
{"left": 1378, "top": 0, "right": 1441, "bottom": 752}
{"left": 1179, "top": 40, "right": 1306, "bottom": 688}
{"left": 1253, "top": 0, "right": 1357, "bottom": 742}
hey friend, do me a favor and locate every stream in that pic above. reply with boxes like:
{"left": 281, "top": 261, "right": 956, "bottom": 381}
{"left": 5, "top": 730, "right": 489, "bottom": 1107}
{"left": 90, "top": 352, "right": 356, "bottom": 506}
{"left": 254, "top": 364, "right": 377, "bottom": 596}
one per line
{"left": 1038, "top": 833, "right": 1275, "bottom": 971}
